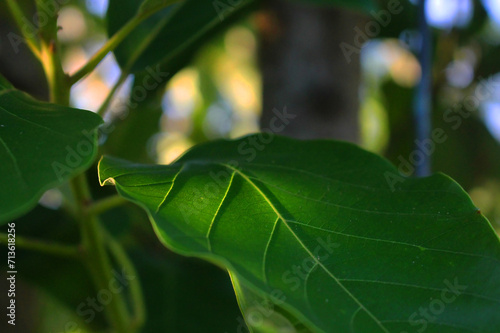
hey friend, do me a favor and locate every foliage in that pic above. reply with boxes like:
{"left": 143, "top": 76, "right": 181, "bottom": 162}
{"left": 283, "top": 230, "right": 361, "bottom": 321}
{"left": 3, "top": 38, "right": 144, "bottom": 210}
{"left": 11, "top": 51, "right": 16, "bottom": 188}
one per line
{"left": 1, "top": 0, "right": 500, "bottom": 332}
{"left": 99, "top": 136, "right": 500, "bottom": 332}
{"left": 0, "top": 76, "right": 102, "bottom": 222}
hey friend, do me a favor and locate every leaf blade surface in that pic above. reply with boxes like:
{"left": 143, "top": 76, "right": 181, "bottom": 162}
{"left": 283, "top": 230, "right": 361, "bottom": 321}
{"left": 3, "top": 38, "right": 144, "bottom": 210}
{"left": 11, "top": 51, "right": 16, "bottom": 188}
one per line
{"left": 0, "top": 75, "right": 103, "bottom": 223}
{"left": 99, "top": 135, "right": 500, "bottom": 332}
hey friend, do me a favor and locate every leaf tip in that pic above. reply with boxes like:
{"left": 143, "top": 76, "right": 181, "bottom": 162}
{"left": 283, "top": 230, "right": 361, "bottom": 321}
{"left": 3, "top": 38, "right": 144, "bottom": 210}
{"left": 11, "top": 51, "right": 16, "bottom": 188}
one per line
{"left": 101, "top": 177, "right": 116, "bottom": 186}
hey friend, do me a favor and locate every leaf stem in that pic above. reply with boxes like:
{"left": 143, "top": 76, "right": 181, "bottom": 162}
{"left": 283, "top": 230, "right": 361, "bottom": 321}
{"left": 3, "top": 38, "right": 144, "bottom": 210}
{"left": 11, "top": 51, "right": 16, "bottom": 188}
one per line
{"left": 33, "top": 2, "right": 146, "bottom": 331}
{"left": 70, "top": 0, "right": 185, "bottom": 86}
{"left": 5, "top": 0, "right": 42, "bottom": 59}
{"left": 70, "top": 174, "right": 131, "bottom": 333}
{"left": 69, "top": 15, "right": 142, "bottom": 85}
{"left": 96, "top": 12, "right": 172, "bottom": 118}
{"left": 96, "top": 70, "right": 130, "bottom": 117}
{"left": 42, "top": 33, "right": 134, "bottom": 329}
{"left": 0, "top": 233, "right": 80, "bottom": 258}
{"left": 104, "top": 229, "right": 146, "bottom": 331}
{"left": 69, "top": 1, "right": 175, "bottom": 86}
{"left": 87, "top": 195, "right": 128, "bottom": 216}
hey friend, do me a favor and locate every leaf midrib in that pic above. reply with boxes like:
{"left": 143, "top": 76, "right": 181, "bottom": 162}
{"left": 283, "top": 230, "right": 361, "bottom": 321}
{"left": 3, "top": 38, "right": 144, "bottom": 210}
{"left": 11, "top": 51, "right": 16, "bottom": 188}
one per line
{"left": 220, "top": 163, "right": 390, "bottom": 333}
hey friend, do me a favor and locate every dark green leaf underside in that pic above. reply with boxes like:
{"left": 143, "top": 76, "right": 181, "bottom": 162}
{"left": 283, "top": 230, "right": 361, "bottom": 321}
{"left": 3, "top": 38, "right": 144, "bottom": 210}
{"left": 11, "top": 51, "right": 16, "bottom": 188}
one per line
{"left": 0, "top": 75, "right": 102, "bottom": 223}
{"left": 108, "top": 0, "right": 255, "bottom": 73}
{"left": 99, "top": 135, "right": 500, "bottom": 333}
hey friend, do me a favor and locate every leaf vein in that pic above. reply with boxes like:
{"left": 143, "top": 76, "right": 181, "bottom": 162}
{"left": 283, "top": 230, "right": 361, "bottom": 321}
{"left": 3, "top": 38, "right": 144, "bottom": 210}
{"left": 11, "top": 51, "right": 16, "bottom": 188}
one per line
{"left": 339, "top": 279, "right": 500, "bottom": 304}
{"left": 243, "top": 174, "right": 464, "bottom": 218}
{"left": 286, "top": 219, "right": 500, "bottom": 263}
{"left": 155, "top": 165, "right": 186, "bottom": 213}
{"left": 262, "top": 217, "right": 280, "bottom": 284}
{"left": 206, "top": 170, "right": 235, "bottom": 252}
{"left": 221, "top": 163, "right": 390, "bottom": 333}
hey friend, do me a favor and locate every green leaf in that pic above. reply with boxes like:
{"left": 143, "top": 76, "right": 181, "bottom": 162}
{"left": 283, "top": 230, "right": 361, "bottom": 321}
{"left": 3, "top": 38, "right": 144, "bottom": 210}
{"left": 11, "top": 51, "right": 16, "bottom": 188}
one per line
{"left": 99, "top": 135, "right": 500, "bottom": 332}
{"left": 0, "top": 76, "right": 103, "bottom": 223}
{"left": 107, "top": 0, "right": 255, "bottom": 73}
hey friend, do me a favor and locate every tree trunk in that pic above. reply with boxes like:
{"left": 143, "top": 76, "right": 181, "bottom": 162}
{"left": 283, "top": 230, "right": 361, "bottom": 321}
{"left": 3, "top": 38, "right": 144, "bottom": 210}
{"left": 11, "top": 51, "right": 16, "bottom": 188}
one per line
{"left": 258, "top": 0, "right": 364, "bottom": 142}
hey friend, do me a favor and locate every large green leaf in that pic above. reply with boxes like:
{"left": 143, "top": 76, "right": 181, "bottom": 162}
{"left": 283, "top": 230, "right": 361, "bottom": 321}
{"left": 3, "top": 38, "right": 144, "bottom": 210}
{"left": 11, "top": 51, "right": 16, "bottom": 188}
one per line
{"left": 0, "top": 75, "right": 103, "bottom": 223}
{"left": 107, "top": 0, "right": 255, "bottom": 73}
{"left": 99, "top": 135, "right": 500, "bottom": 332}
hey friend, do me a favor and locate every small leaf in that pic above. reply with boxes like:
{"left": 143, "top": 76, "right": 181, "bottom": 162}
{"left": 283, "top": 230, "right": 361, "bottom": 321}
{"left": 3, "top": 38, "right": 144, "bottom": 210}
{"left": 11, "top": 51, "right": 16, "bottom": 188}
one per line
{"left": 99, "top": 135, "right": 500, "bottom": 332}
{"left": 0, "top": 75, "right": 103, "bottom": 223}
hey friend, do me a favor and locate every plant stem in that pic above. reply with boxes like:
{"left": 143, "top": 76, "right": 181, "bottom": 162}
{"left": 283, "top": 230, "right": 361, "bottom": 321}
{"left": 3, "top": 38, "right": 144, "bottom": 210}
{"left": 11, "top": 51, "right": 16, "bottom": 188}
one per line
{"left": 96, "top": 70, "right": 130, "bottom": 117}
{"left": 40, "top": 41, "right": 70, "bottom": 104}
{"left": 42, "top": 30, "right": 132, "bottom": 329}
{"left": 5, "top": 0, "right": 41, "bottom": 59}
{"left": 69, "top": 14, "right": 143, "bottom": 85}
{"left": 35, "top": 0, "right": 59, "bottom": 43}
{"left": 70, "top": 174, "right": 131, "bottom": 333}
{"left": 69, "top": 1, "right": 182, "bottom": 85}
{"left": 0, "top": 233, "right": 79, "bottom": 258}
{"left": 87, "top": 195, "right": 128, "bottom": 216}
{"left": 29, "top": 2, "right": 145, "bottom": 330}
{"left": 104, "top": 229, "right": 146, "bottom": 331}
{"left": 96, "top": 13, "right": 172, "bottom": 118}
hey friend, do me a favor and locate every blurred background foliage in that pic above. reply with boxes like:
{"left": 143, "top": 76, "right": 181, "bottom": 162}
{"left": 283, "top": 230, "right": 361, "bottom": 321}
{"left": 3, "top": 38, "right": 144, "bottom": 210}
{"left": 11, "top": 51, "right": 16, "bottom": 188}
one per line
{"left": 1, "top": 0, "right": 500, "bottom": 331}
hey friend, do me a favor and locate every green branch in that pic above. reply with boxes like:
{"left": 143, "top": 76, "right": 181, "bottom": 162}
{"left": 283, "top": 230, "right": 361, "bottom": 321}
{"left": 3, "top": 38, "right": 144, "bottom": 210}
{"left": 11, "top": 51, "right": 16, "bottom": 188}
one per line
{"left": 96, "top": 12, "right": 172, "bottom": 118}
{"left": 105, "top": 229, "right": 146, "bottom": 331}
{"left": 87, "top": 195, "right": 128, "bottom": 216}
{"left": 41, "top": 31, "right": 132, "bottom": 329}
{"left": 0, "top": 233, "right": 79, "bottom": 258}
{"left": 69, "top": 14, "right": 143, "bottom": 85}
{"left": 69, "top": 0, "right": 183, "bottom": 86}
{"left": 70, "top": 174, "right": 131, "bottom": 332}
{"left": 96, "top": 70, "right": 130, "bottom": 117}
{"left": 5, "top": 0, "right": 41, "bottom": 59}
{"left": 35, "top": 0, "right": 59, "bottom": 44}
{"left": 25, "top": 1, "right": 148, "bottom": 330}
{"left": 40, "top": 41, "right": 70, "bottom": 104}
